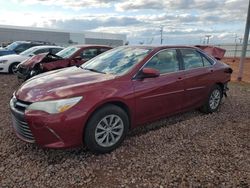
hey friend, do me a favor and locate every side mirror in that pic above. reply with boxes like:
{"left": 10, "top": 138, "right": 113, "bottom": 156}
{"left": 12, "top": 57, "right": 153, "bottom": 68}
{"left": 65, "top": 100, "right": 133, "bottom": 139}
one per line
{"left": 138, "top": 68, "right": 160, "bottom": 79}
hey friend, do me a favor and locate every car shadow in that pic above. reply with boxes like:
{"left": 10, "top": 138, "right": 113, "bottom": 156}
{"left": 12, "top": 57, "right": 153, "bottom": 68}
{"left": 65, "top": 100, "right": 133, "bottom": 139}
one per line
{"left": 19, "top": 109, "right": 207, "bottom": 166}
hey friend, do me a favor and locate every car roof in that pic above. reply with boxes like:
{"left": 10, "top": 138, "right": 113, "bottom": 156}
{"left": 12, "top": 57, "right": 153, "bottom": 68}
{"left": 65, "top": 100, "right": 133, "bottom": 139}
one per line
{"left": 11, "top": 41, "right": 55, "bottom": 45}
{"left": 69, "top": 44, "right": 112, "bottom": 48}
{"left": 123, "top": 45, "right": 199, "bottom": 51}
{"left": 27, "top": 45, "right": 63, "bottom": 50}
{"left": 32, "top": 45, "right": 63, "bottom": 49}
{"left": 11, "top": 41, "right": 30, "bottom": 44}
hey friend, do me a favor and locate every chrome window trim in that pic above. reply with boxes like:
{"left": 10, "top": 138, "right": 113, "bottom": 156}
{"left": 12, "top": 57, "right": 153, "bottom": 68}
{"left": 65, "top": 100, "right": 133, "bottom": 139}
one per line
{"left": 132, "top": 47, "right": 216, "bottom": 80}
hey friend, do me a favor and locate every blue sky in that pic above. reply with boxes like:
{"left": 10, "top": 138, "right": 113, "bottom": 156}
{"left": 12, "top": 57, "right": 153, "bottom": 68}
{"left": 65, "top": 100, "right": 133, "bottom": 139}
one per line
{"left": 0, "top": 0, "right": 248, "bottom": 45}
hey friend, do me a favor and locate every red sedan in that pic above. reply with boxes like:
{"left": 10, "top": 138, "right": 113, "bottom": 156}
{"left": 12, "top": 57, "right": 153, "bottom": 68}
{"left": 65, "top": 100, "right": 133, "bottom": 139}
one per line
{"left": 16, "top": 45, "right": 112, "bottom": 80}
{"left": 10, "top": 46, "right": 232, "bottom": 153}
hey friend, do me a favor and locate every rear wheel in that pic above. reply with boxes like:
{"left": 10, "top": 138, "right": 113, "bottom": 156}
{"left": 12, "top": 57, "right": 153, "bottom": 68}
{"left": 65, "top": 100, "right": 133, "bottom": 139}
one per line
{"left": 200, "top": 85, "right": 222, "bottom": 113}
{"left": 84, "top": 105, "right": 129, "bottom": 154}
{"left": 9, "top": 62, "right": 19, "bottom": 74}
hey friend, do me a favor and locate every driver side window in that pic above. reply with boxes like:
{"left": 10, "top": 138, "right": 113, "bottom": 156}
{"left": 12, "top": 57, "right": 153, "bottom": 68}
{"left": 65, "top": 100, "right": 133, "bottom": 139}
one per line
{"left": 144, "top": 49, "right": 179, "bottom": 74}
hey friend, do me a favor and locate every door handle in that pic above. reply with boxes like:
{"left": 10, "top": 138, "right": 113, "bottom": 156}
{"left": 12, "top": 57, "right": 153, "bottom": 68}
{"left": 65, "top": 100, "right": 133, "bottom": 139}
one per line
{"left": 209, "top": 69, "right": 214, "bottom": 73}
{"left": 178, "top": 77, "right": 182, "bottom": 80}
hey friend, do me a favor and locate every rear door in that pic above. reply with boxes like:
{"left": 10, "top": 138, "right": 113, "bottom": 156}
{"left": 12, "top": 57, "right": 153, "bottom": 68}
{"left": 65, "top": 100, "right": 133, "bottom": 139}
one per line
{"left": 133, "top": 49, "right": 185, "bottom": 125}
{"left": 179, "top": 48, "right": 214, "bottom": 109}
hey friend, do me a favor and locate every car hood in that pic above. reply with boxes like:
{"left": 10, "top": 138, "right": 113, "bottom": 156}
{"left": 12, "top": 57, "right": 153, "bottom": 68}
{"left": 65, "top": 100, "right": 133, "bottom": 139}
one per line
{"left": 0, "top": 54, "right": 27, "bottom": 62}
{"left": 15, "top": 67, "right": 116, "bottom": 102}
{"left": 19, "top": 53, "right": 49, "bottom": 68}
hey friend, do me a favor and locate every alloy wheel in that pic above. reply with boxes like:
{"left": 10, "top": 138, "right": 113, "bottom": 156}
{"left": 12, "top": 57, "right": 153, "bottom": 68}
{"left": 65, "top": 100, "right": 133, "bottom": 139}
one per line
{"left": 95, "top": 114, "right": 124, "bottom": 147}
{"left": 209, "top": 89, "right": 221, "bottom": 110}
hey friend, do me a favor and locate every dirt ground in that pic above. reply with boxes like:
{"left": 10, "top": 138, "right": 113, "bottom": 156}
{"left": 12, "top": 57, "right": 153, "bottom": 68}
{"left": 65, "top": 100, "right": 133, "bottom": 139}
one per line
{"left": 222, "top": 57, "right": 250, "bottom": 83}
{"left": 0, "top": 75, "right": 250, "bottom": 187}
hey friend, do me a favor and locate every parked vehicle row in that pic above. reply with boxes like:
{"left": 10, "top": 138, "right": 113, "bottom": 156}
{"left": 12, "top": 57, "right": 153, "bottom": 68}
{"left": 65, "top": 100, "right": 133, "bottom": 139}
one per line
{"left": 0, "top": 45, "right": 63, "bottom": 73}
{"left": 10, "top": 45, "right": 232, "bottom": 154}
{"left": 0, "top": 41, "right": 55, "bottom": 57}
{"left": 0, "top": 41, "right": 112, "bottom": 78}
{"left": 16, "top": 45, "right": 112, "bottom": 80}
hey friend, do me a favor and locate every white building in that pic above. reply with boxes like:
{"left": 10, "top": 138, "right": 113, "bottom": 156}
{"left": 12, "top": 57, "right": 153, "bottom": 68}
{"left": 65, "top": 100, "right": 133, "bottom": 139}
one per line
{"left": 0, "top": 25, "right": 126, "bottom": 47}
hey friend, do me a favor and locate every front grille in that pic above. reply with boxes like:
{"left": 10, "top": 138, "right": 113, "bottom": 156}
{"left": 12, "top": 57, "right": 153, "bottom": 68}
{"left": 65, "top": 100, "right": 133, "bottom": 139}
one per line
{"left": 10, "top": 98, "right": 35, "bottom": 143}
{"left": 15, "top": 100, "right": 30, "bottom": 112}
{"left": 12, "top": 115, "right": 35, "bottom": 142}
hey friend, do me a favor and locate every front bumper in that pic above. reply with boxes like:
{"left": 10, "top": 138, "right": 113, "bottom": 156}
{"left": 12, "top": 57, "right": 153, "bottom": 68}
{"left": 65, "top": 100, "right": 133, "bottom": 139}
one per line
{"left": 15, "top": 66, "right": 30, "bottom": 80}
{"left": 10, "top": 98, "right": 88, "bottom": 148}
{"left": 0, "top": 65, "right": 9, "bottom": 73}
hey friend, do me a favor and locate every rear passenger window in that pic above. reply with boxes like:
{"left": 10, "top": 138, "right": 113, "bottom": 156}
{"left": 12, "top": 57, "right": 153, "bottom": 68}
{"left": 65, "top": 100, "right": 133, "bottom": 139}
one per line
{"left": 202, "top": 56, "right": 212, "bottom": 67}
{"left": 50, "top": 48, "right": 62, "bottom": 54}
{"left": 98, "top": 48, "right": 110, "bottom": 55}
{"left": 34, "top": 48, "right": 49, "bottom": 55}
{"left": 81, "top": 49, "right": 98, "bottom": 60}
{"left": 144, "top": 49, "right": 179, "bottom": 74}
{"left": 181, "top": 49, "right": 203, "bottom": 70}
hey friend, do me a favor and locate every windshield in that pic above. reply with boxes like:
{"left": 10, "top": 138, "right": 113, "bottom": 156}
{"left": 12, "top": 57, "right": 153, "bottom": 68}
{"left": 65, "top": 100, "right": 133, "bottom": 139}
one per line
{"left": 5, "top": 42, "right": 20, "bottom": 50}
{"left": 82, "top": 47, "right": 151, "bottom": 76}
{"left": 20, "top": 47, "right": 37, "bottom": 56}
{"left": 56, "top": 46, "right": 80, "bottom": 59}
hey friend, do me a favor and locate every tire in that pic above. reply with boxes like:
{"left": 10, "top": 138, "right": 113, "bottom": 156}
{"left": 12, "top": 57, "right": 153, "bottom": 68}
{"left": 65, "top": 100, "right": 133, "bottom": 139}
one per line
{"left": 200, "top": 85, "right": 223, "bottom": 114}
{"left": 84, "top": 104, "right": 129, "bottom": 154}
{"left": 9, "top": 62, "right": 19, "bottom": 74}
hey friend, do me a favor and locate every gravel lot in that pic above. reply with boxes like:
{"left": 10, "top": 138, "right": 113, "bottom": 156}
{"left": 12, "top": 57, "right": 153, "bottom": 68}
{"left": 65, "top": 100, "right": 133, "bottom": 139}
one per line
{"left": 0, "top": 74, "right": 250, "bottom": 187}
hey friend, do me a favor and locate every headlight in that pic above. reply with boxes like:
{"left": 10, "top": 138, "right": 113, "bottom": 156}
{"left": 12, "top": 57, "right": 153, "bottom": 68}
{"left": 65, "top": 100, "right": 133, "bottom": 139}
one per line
{"left": 0, "top": 60, "right": 8, "bottom": 64}
{"left": 27, "top": 96, "right": 82, "bottom": 114}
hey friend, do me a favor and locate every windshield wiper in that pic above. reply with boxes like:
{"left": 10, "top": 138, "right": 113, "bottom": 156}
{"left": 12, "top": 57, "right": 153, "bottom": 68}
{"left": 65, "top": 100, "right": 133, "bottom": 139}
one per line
{"left": 83, "top": 67, "right": 106, "bottom": 74}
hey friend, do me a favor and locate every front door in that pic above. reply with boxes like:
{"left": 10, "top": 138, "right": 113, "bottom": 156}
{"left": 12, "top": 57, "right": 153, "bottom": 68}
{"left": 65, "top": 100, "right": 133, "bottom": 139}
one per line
{"left": 133, "top": 49, "right": 185, "bottom": 125}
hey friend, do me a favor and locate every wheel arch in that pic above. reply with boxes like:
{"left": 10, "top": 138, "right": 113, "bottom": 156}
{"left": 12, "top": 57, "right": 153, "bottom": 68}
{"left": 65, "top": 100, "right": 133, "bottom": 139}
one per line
{"left": 215, "top": 82, "right": 224, "bottom": 93}
{"left": 82, "top": 100, "right": 132, "bottom": 143}
{"left": 8, "top": 62, "right": 20, "bottom": 73}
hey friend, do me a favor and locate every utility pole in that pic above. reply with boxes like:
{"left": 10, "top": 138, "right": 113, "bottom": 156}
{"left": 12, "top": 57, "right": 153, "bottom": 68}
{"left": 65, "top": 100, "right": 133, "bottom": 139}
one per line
{"left": 205, "top": 35, "right": 211, "bottom": 44}
{"left": 160, "top": 26, "right": 163, "bottom": 44}
{"left": 238, "top": 0, "right": 250, "bottom": 81}
{"left": 234, "top": 34, "right": 238, "bottom": 58}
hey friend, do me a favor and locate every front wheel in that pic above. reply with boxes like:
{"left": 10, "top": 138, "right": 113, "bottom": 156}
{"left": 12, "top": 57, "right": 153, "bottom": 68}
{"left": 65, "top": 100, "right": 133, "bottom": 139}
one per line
{"left": 200, "top": 85, "right": 223, "bottom": 114}
{"left": 84, "top": 105, "right": 129, "bottom": 154}
{"left": 9, "top": 62, "right": 19, "bottom": 74}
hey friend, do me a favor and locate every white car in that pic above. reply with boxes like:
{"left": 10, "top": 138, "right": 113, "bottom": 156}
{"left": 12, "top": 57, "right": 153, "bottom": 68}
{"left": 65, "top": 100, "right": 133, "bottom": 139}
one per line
{"left": 0, "top": 45, "right": 63, "bottom": 73}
